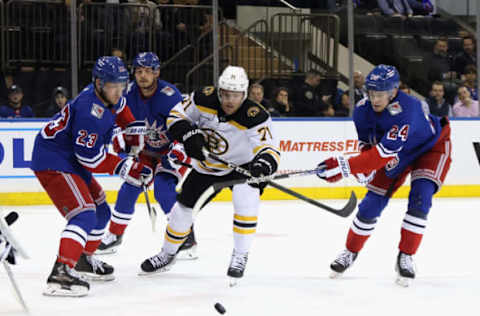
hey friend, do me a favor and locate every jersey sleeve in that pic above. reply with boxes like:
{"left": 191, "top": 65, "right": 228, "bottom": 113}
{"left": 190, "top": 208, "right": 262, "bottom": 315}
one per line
{"left": 247, "top": 116, "right": 281, "bottom": 172}
{"left": 349, "top": 109, "right": 414, "bottom": 175}
{"left": 166, "top": 92, "right": 202, "bottom": 141}
{"left": 73, "top": 113, "right": 122, "bottom": 174}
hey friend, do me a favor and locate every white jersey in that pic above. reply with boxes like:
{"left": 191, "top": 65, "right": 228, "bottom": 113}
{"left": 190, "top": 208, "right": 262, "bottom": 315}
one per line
{"left": 167, "top": 86, "right": 280, "bottom": 176}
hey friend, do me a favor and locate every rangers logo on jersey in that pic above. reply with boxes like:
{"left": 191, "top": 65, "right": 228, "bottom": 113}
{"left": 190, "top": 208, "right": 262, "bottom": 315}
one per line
{"left": 146, "top": 120, "right": 170, "bottom": 149}
{"left": 387, "top": 102, "right": 402, "bottom": 115}
{"left": 161, "top": 86, "right": 175, "bottom": 96}
{"left": 91, "top": 103, "right": 105, "bottom": 119}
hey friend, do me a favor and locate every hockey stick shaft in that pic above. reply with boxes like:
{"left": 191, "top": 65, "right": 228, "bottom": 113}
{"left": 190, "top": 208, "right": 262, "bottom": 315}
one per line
{"left": 3, "top": 261, "right": 29, "bottom": 313}
{"left": 142, "top": 183, "right": 157, "bottom": 232}
{"left": 204, "top": 151, "right": 357, "bottom": 217}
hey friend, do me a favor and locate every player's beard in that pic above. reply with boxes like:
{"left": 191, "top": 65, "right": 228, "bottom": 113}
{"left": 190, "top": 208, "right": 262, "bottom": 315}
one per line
{"left": 139, "top": 79, "right": 157, "bottom": 96}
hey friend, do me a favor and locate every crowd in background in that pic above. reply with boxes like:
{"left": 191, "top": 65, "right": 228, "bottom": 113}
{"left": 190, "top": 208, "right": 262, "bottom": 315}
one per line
{"left": 0, "top": 0, "right": 479, "bottom": 118}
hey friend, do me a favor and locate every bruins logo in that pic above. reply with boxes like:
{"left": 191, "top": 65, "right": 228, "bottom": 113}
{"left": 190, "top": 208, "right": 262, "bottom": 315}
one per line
{"left": 202, "top": 86, "right": 215, "bottom": 96}
{"left": 247, "top": 106, "right": 260, "bottom": 118}
{"left": 202, "top": 128, "right": 229, "bottom": 155}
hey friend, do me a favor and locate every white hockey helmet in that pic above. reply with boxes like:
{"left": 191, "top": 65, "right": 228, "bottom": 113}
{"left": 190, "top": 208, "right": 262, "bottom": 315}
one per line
{"left": 218, "top": 65, "right": 249, "bottom": 102}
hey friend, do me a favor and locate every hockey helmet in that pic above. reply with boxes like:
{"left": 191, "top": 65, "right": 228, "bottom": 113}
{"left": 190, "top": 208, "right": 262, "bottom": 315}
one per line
{"left": 92, "top": 56, "right": 129, "bottom": 87}
{"left": 218, "top": 66, "right": 249, "bottom": 102}
{"left": 132, "top": 52, "right": 161, "bottom": 71}
{"left": 365, "top": 64, "right": 400, "bottom": 92}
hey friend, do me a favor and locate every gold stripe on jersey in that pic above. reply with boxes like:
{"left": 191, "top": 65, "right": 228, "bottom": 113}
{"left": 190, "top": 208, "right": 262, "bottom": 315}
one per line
{"left": 228, "top": 120, "right": 247, "bottom": 131}
{"left": 197, "top": 105, "right": 218, "bottom": 115}
{"left": 233, "top": 214, "right": 258, "bottom": 235}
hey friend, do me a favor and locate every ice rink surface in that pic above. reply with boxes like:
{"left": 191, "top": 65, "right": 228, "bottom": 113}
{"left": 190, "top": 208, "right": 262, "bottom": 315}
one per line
{"left": 1, "top": 198, "right": 479, "bottom": 316}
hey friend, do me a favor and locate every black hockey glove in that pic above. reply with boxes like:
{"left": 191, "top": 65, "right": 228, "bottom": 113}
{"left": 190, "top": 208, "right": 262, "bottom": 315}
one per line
{"left": 169, "top": 120, "right": 206, "bottom": 161}
{"left": 249, "top": 154, "right": 277, "bottom": 190}
{"left": 182, "top": 129, "right": 206, "bottom": 161}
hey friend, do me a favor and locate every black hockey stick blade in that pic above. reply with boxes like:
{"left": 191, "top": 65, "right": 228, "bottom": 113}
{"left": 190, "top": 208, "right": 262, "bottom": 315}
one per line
{"left": 5, "top": 212, "right": 18, "bottom": 226}
{"left": 142, "top": 184, "right": 157, "bottom": 232}
{"left": 267, "top": 181, "right": 357, "bottom": 217}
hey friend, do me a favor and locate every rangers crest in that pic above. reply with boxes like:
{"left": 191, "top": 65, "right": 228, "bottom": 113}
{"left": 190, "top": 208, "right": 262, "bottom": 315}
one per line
{"left": 91, "top": 103, "right": 105, "bottom": 119}
{"left": 146, "top": 120, "right": 170, "bottom": 149}
{"left": 387, "top": 102, "right": 402, "bottom": 115}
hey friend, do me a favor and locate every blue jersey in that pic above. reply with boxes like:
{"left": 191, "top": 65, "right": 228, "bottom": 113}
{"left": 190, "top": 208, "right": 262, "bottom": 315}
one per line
{"left": 353, "top": 90, "right": 442, "bottom": 178}
{"left": 0, "top": 104, "right": 34, "bottom": 118}
{"left": 125, "top": 79, "right": 183, "bottom": 153}
{"left": 31, "top": 84, "right": 126, "bottom": 181}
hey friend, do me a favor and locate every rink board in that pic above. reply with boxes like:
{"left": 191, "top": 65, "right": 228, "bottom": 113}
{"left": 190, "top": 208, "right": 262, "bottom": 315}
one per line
{"left": 0, "top": 118, "right": 479, "bottom": 205}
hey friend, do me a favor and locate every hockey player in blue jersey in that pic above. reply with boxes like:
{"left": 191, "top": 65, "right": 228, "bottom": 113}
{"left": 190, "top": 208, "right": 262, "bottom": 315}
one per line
{"left": 96, "top": 52, "right": 196, "bottom": 259}
{"left": 316, "top": 65, "right": 452, "bottom": 286}
{"left": 31, "top": 56, "right": 153, "bottom": 297}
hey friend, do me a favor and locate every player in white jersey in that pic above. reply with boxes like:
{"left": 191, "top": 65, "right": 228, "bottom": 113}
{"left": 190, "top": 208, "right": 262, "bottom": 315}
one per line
{"left": 139, "top": 66, "right": 280, "bottom": 284}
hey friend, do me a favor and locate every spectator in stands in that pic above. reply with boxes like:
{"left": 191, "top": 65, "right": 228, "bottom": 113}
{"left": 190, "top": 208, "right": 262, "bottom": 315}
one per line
{"left": 270, "top": 87, "right": 292, "bottom": 116}
{"left": 462, "top": 64, "right": 478, "bottom": 100}
{"left": 426, "top": 81, "right": 451, "bottom": 117}
{"left": 428, "top": 37, "right": 456, "bottom": 83}
{"left": 353, "top": 71, "right": 368, "bottom": 104}
{"left": 44, "top": 86, "right": 69, "bottom": 118}
{"left": 292, "top": 70, "right": 330, "bottom": 117}
{"left": 111, "top": 48, "right": 126, "bottom": 61}
{"left": 377, "top": 0, "right": 413, "bottom": 17}
{"left": 407, "top": 0, "right": 433, "bottom": 15}
{"left": 0, "top": 85, "right": 34, "bottom": 118}
{"left": 0, "top": 71, "right": 14, "bottom": 105}
{"left": 452, "top": 85, "right": 479, "bottom": 117}
{"left": 453, "top": 36, "right": 476, "bottom": 76}
{"left": 248, "top": 83, "right": 270, "bottom": 108}
{"left": 400, "top": 82, "right": 430, "bottom": 114}
{"left": 335, "top": 92, "right": 351, "bottom": 117}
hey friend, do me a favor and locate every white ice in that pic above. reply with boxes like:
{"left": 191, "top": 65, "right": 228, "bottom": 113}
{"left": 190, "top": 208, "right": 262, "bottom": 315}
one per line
{"left": 1, "top": 198, "right": 479, "bottom": 316}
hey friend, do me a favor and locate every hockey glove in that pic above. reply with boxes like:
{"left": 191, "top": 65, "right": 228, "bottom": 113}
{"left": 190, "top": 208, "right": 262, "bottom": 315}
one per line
{"left": 249, "top": 154, "right": 276, "bottom": 190}
{"left": 123, "top": 121, "right": 147, "bottom": 156}
{"left": 316, "top": 156, "right": 351, "bottom": 183}
{"left": 115, "top": 156, "right": 153, "bottom": 187}
{"left": 161, "top": 141, "right": 190, "bottom": 171}
{"left": 182, "top": 129, "right": 206, "bottom": 161}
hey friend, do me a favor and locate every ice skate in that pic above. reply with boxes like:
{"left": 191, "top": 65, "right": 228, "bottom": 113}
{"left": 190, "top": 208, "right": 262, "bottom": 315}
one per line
{"left": 395, "top": 252, "right": 415, "bottom": 287}
{"left": 139, "top": 250, "right": 176, "bottom": 275}
{"left": 176, "top": 227, "right": 198, "bottom": 260}
{"left": 227, "top": 250, "right": 248, "bottom": 287}
{"left": 329, "top": 249, "right": 358, "bottom": 278}
{"left": 43, "top": 261, "right": 90, "bottom": 297}
{"left": 96, "top": 232, "right": 123, "bottom": 255}
{"left": 75, "top": 253, "right": 115, "bottom": 281}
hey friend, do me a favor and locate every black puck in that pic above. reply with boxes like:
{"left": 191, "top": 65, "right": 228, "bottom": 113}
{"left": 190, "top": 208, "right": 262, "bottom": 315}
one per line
{"left": 214, "top": 302, "right": 226, "bottom": 314}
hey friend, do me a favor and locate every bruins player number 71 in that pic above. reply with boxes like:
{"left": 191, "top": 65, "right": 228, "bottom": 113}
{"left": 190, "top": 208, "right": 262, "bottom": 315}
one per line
{"left": 139, "top": 65, "right": 281, "bottom": 285}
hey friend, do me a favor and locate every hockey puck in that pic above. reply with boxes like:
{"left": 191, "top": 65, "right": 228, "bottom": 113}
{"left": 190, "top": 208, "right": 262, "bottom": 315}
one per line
{"left": 214, "top": 302, "right": 226, "bottom": 314}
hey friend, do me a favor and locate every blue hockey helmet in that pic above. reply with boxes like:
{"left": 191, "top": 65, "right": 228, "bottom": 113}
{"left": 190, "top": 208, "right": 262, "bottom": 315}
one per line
{"left": 92, "top": 56, "right": 129, "bottom": 86}
{"left": 132, "top": 52, "right": 161, "bottom": 71}
{"left": 365, "top": 64, "right": 400, "bottom": 92}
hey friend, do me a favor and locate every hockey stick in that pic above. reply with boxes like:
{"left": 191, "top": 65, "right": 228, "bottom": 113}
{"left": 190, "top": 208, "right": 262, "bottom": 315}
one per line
{"left": 3, "top": 261, "right": 29, "bottom": 314}
{"left": 0, "top": 211, "right": 29, "bottom": 313}
{"left": 202, "top": 151, "right": 357, "bottom": 218}
{"left": 142, "top": 183, "right": 157, "bottom": 232}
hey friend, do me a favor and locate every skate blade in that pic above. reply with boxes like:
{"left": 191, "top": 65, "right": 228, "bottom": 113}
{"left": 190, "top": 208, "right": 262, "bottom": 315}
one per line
{"left": 95, "top": 247, "right": 118, "bottom": 255}
{"left": 138, "top": 265, "right": 174, "bottom": 276}
{"left": 43, "top": 283, "right": 88, "bottom": 297}
{"left": 176, "top": 246, "right": 199, "bottom": 260}
{"left": 395, "top": 275, "right": 412, "bottom": 287}
{"left": 329, "top": 270, "right": 344, "bottom": 279}
{"left": 76, "top": 271, "right": 115, "bottom": 282}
